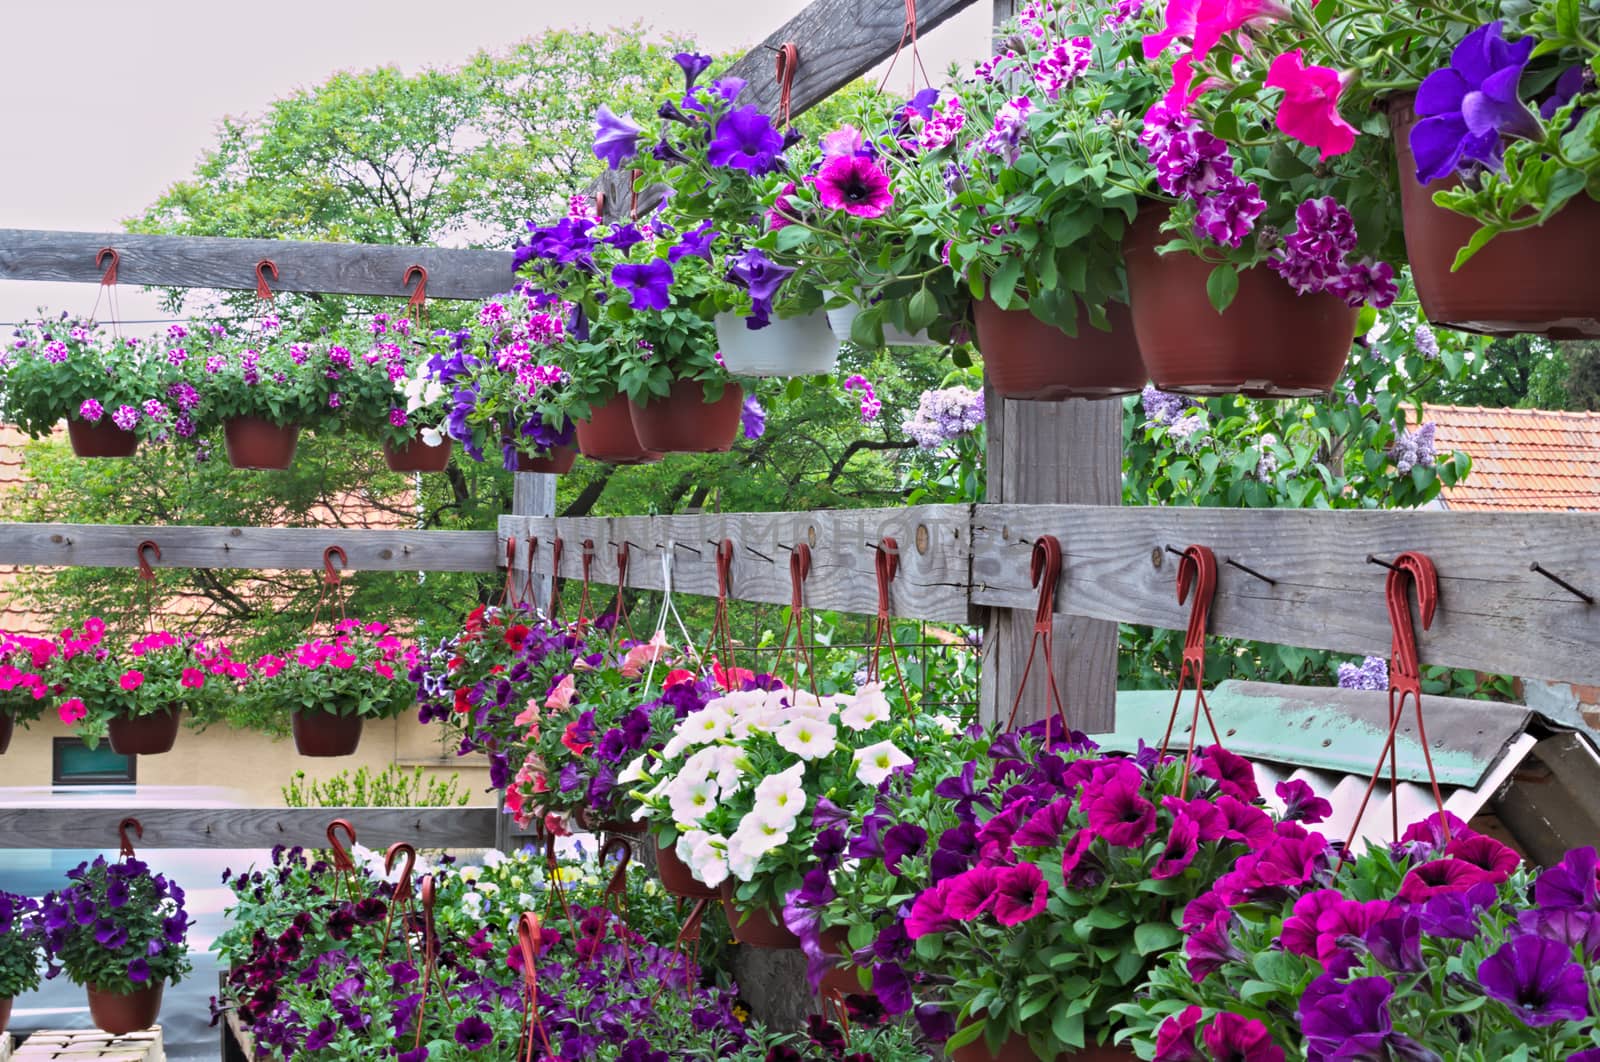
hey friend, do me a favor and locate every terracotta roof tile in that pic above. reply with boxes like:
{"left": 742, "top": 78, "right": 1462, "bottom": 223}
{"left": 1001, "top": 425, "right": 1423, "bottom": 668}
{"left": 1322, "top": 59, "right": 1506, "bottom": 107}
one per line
{"left": 1424, "top": 404, "right": 1600, "bottom": 512}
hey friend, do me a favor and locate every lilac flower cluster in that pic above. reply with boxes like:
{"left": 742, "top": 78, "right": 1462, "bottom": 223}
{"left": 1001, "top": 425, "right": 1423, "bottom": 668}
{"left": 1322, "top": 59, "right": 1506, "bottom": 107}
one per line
{"left": 902, "top": 386, "right": 985, "bottom": 448}
{"left": 1141, "top": 102, "right": 1267, "bottom": 249}
{"left": 1389, "top": 422, "right": 1438, "bottom": 475}
{"left": 1336, "top": 654, "right": 1388, "bottom": 691}
{"left": 1141, "top": 385, "right": 1194, "bottom": 427}
{"left": 1270, "top": 197, "right": 1398, "bottom": 308}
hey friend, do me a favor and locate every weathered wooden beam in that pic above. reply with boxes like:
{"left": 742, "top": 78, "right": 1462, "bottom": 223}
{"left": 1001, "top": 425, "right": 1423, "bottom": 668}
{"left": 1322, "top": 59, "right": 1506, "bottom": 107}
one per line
{"left": 0, "top": 807, "right": 498, "bottom": 849}
{"left": 0, "top": 229, "right": 514, "bottom": 299}
{"left": 971, "top": 505, "right": 1600, "bottom": 685}
{"left": 722, "top": 0, "right": 980, "bottom": 119}
{"left": 499, "top": 505, "right": 973, "bottom": 624}
{"left": 0, "top": 524, "right": 501, "bottom": 573}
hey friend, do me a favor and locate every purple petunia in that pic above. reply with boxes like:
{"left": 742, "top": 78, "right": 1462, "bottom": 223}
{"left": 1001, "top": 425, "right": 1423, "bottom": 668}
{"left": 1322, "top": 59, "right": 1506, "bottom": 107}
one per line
{"left": 740, "top": 394, "right": 766, "bottom": 440}
{"left": 1411, "top": 21, "right": 1540, "bottom": 184}
{"left": 593, "top": 105, "right": 641, "bottom": 171}
{"left": 706, "top": 106, "right": 785, "bottom": 174}
{"left": 981, "top": 96, "right": 1034, "bottom": 165}
{"left": 673, "top": 52, "right": 714, "bottom": 93}
{"left": 111, "top": 404, "right": 139, "bottom": 432}
{"left": 610, "top": 260, "right": 674, "bottom": 311}
{"left": 725, "top": 248, "right": 794, "bottom": 326}
{"left": 77, "top": 399, "right": 104, "bottom": 423}
{"left": 814, "top": 155, "right": 894, "bottom": 218}
{"left": 1479, "top": 934, "right": 1590, "bottom": 1026}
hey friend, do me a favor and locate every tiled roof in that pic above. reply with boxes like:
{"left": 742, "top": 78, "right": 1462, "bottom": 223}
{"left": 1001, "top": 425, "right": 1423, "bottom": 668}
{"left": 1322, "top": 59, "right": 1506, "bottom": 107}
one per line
{"left": 1424, "top": 404, "right": 1600, "bottom": 512}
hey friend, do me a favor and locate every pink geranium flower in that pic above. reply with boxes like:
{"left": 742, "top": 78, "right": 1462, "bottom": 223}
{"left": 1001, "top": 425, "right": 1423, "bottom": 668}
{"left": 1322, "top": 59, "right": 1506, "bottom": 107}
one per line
{"left": 814, "top": 155, "right": 894, "bottom": 219}
{"left": 119, "top": 670, "right": 144, "bottom": 691}
{"left": 58, "top": 698, "right": 88, "bottom": 725}
{"left": 1265, "top": 50, "right": 1357, "bottom": 160}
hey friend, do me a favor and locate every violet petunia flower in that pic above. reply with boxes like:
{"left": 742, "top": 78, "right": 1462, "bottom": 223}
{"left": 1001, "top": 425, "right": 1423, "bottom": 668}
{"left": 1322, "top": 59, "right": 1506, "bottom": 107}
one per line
{"left": 1364, "top": 912, "right": 1425, "bottom": 974}
{"left": 610, "top": 260, "right": 674, "bottom": 311}
{"left": 1154, "top": 1006, "right": 1204, "bottom": 1062}
{"left": 668, "top": 221, "right": 717, "bottom": 263}
{"left": 882, "top": 823, "right": 928, "bottom": 876}
{"left": 706, "top": 106, "right": 785, "bottom": 174}
{"left": 673, "top": 52, "right": 714, "bottom": 93}
{"left": 991, "top": 863, "right": 1047, "bottom": 925}
{"left": 1517, "top": 907, "right": 1600, "bottom": 960}
{"left": 1411, "top": 21, "right": 1540, "bottom": 183}
{"left": 1275, "top": 779, "right": 1333, "bottom": 824}
{"left": 1300, "top": 975, "right": 1401, "bottom": 1062}
{"left": 725, "top": 247, "right": 794, "bottom": 326}
{"left": 1478, "top": 934, "right": 1590, "bottom": 1026}
{"left": 1535, "top": 845, "right": 1600, "bottom": 910}
{"left": 593, "top": 105, "right": 642, "bottom": 171}
{"left": 814, "top": 155, "right": 894, "bottom": 218}
{"left": 740, "top": 394, "right": 766, "bottom": 440}
{"left": 1202, "top": 1013, "right": 1283, "bottom": 1062}
{"left": 454, "top": 1015, "right": 494, "bottom": 1049}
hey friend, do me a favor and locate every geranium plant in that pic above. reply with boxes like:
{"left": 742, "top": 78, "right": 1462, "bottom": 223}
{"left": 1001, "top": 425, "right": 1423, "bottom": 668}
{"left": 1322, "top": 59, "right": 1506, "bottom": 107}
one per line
{"left": 39, "top": 855, "right": 192, "bottom": 995}
{"left": 0, "top": 890, "right": 45, "bottom": 1003}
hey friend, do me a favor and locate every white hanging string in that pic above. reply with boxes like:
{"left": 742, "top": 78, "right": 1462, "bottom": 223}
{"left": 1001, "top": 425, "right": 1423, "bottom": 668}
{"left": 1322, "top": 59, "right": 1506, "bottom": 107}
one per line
{"left": 642, "top": 545, "right": 703, "bottom": 696}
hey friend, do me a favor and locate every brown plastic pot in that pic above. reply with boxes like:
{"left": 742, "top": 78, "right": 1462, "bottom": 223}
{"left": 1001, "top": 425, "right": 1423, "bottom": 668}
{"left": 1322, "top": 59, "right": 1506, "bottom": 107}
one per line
{"left": 575, "top": 396, "right": 662, "bottom": 465}
{"left": 719, "top": 883, "right": 800, "bottom": 948}
{"left": 950, "top": 1031, "right": 1135, "bottom": 1062}
{"left": 654, "top": 838, "right": 719, "bottom": 899}
{"left": 107, "top": 707, "right": 180, "bottom": 756}
{"left": 973, "top": 298, "right": 1146, "bottom": 400}
{"left": 383, "top": 436, "right": 453, "bottom": 473}
{"left": 86, "top": 982, "right": 164, "bottom": 1036}
{"left": 570, "top": 807, "right": 646, "bottom": 835}
{"left": 223, "top": 417, "right": 300, "bottom": 470}
{"left": 816, "top": 926, "right": 864, "bottom": 996}
{"left": 66, "top": 418, "right": 139, "bottom": 458}
{"left": 291, "top": 709, "right": 364, "bottom": 757}
{"left": 1125, "top": 208, "right": 1358, "bottom": 397}
{"left": 628, "top": 380, "right": 743, "bottom": 454}
{"left": 1390, "top": 98, "right": 1600, "bottom": 338}
{"left": 0, "top": 712, "right": 12, "bottom": 755}
{"left": 0, "top": 994, "right": 11, "bottom": 1032}
{"left": 516, "top": 445, "right": 578, "bottom": 475}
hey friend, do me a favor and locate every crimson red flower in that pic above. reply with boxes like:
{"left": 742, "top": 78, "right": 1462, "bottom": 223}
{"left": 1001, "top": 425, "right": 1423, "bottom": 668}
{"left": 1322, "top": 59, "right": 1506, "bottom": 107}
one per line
{"left": 503, "top": 624, "right": 532, "bottom": 650}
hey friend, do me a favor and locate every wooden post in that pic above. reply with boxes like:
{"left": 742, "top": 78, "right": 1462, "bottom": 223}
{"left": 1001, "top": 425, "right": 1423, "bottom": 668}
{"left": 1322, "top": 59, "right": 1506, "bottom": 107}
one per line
{"left": 502, "top": 470, "right": 556, "bottom": 854}
{"left": 978, "top": 0, "right": 1122, "bottom": 735}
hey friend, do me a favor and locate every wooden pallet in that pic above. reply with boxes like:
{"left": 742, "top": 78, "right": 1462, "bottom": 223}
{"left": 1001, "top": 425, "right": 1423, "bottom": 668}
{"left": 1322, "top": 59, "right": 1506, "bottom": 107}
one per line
{"left": 7, "top": 1027, "right": 163, "bottom": 1061}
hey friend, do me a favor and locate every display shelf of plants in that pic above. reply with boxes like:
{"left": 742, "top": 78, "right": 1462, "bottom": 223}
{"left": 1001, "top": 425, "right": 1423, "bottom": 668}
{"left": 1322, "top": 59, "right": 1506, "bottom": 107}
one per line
{"left": 3, "top": 0, "right": 1600, "bottom": 1055}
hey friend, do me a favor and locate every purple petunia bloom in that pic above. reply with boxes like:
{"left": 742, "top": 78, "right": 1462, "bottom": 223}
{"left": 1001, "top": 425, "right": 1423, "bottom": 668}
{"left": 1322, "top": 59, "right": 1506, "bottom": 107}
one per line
{"left": 77, "top": 399, "right": 104, "bottom": 423}
{"left": 673, "top": 52, "right": 714, "bottom": 93}
{"left": 111, "top": 404, "right": 139, "bottom": 431}
{"left": 304, "top": 1019, "right": 337, "bottom": 1051}
{"left": 1275, "top": 779, "right": 1332, "bottom": 823}
{"left": 1365, "top": 912, "right": 1425, "bottom": 974}
{"left": 610, "top": 260, "right": 674, "bottom": 311}
{"left": 126, "top": 957, "right": 150, "bottom": 983}
{"left": 1534, "top": 845, "right": 1600, "bottom": 910}
{"left": 454, "top": 1014, "right": 494, "bottom": 1049}
{"left": 706, "top": 106, "right": 785, "bottom": 174}
{"left": 593, "top": 105, "right": 641, "bottom": 170}
{"left": 882, "top": 823, "right": 928, "bottom": 875}
{"left": 725, "top": 247, "right": 794, "bottom": 326}
{"left": 740, "top": 394, "right": 766, "bottom": 440}
{"left": 668, "top": 221, "right": 718, "bottom": 263}
{"left": 1411, "top": 21, "right": 1540, "bottom": 184}
{"left": 1300, "top": 975, "right": 1398, "bottom": 1061}
{"left": 1479, "top": 934, "right": 1590, "bottom": 1026}
{"left": 1203, "top": 1013, "right": 1283, "bottom": 1062}
{"left": 981, "top": 96, "right": 1034, "bottom": 165}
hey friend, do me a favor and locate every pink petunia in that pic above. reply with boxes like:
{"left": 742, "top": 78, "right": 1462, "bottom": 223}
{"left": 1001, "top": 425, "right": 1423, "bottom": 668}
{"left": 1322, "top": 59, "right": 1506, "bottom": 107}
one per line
{"left": 1280, "top": 888, "right": 1344, "bottom": 957}
{"left": 1264, "top": 50, "right": 1357, "bottom": 160}
{"left": 119, "top": 670, "right": 144, "bottom": 691}
{"left": 1444, "top": 833, "right": 1520, "bottom": 882}
{"left": 814, "top": 155, "right": 894, "bottom": 219}
{"left": 906, "top": 878, "right": 959, "bottom": 939}
{"left": 1084, "top": 778, "right": 1158, "bottom": 848}
{"left": 179, "top": 668, "right": 205, "bottom": 689}
{"left": 545, "top": 675, "right": 577, "bottom": 710}
{"left": 1152, "top": 812, "right": 1201, "bottom": 879}
{"left": 58, "top": 698, "right": 88, "bottom": 725}
{"left": 1397, "top": 858, "right": 1496, "bottom": 903}
{"left": 992, "top": 863, "right": 1048, "bottom": 925}
{"left": 944, "top": 865, "right": 1003, "bottom": 920}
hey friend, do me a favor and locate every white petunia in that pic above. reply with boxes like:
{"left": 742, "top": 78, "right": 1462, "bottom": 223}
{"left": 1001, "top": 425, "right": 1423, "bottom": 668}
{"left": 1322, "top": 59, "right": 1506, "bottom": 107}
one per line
{"left": 667, "top": 775, "right": 719, "bottom": 825}
{"left": 704, "top": 744, "right": 748, "bottom": 794}
{"left": 482, "top": 849, "right": 506, "bottom": 868}
{"left": 687, "top": 831, "right": 731, "bottom": 888}
{"left": 682, "top": 705, "right": 735, "bottom": 746}
{"left": 727, "top": 813, "right": 790, "bottom": 880}
{"left": 784, "top": 689, "right": 836, "bottom": 722}
{"left": 751, "top": 763, "right": 807, "bottom": 830}
{"left": 930, "top": 713, "right": 962, "bottom": 736}
{"left": 420, "top": 426, "right": 443, "bottom": 447}
{"left": 839, "top": 683, "right": 892, "bottom": 731}
{"left": 774, "top": 716, "right": 838, "bottom": 761}
{"left": 618, "top": 753, "right": 651, "bottom": 785}
{"left": 853, "top": 739, "right": 912, "bottom": 787}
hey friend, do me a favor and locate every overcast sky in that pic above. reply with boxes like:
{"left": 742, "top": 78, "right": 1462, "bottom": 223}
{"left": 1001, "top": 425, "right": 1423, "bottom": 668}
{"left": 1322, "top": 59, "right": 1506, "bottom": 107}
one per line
{"left": 0, "top": 0, "right": 990, "bottom": 325}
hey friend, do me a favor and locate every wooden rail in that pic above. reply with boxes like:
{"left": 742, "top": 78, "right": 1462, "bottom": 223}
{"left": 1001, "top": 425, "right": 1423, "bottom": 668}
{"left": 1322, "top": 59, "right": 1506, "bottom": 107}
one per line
{"left": 0, "top": 807, "right": 499, "bottom": 849}
{"left": 0, "top": 228, "right": 514, "bottom": 299}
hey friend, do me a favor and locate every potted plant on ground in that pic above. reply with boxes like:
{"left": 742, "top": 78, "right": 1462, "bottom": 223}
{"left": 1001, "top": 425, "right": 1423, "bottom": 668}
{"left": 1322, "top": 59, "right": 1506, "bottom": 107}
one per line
{"left": 247, "top": 620, "right": 415, "bottom": 756}
{"left": 183, "top": 318, "right": 326, "bottom": 469}
{"left": 39, "top": 855, "right": 192, "bottom": 1035}
{"left": 0, "top": 315, "right": 185, "bottom": 458}
{"left": 1173, "top": 0, "right": 1600, "bottom": 336}
{"left": 612, "top": 52, "right": 843, "bottom": 377}
{"left": 0, "top": 632, "right": 56, "bottom": 755}
{"left": 0, "top": 891, "right": 44, "bottom": 1033}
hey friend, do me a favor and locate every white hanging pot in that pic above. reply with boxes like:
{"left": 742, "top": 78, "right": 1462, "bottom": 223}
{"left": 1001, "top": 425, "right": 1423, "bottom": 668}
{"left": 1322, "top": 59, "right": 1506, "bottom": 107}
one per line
{"left": 824, "top": 291, "right": 940, "bottom": 348}
{"left": 714, "top": 310, "right": 839, "bottom": 377}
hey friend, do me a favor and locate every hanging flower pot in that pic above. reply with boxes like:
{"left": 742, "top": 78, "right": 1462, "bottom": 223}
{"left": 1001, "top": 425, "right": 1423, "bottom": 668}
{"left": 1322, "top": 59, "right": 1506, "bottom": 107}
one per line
{"left": 816, "top": 926, "right": 864, "bottom": 996}
{"left": 576, "top": 396, "right": 663, "bottom": 465}
{"left": 714, "top": 311, "right": 839, "bottom": 377}
{"left": 1389, "top": 98, "right": 1600, "bottom": 338}
{"left": 824, "top": 295, "right": 940, "bottom": 349}
{"left": 950, "top": 1031, "right": 1135, "bottom": 1062}
{"left": 291, "top": 709, "right": 363, "bottom": 757}
{"left": 719, "top": 883, "right": 800, "bottom": 948}
{"left": 973, "top": 297, "right": 1146, "bottom": 400}
{"left": 1124, "top": 209, "right": 1357, "bottom": 397}
{"left": 86, "top": 982, "right": 164, "bottom": 1036}
{"left": 0, "top": 712, "right": 12, "bottom": 756}
{"left": 515, "top": 445, "right": 578, "bottom": 475}
{"left": 628, "top": 380, "right": 743, "bottom": 454}
{"left": 107, "top": 707, "right": 180, "bottom": 757}
{"left": 223, "top": 417, "right": 300, "bottom": 470}
{"left": 383, "top": 436, "right": 452, "bottom": 473}
{"left": 654, "top": 838, "right": 719, "bottom": 899}
{"left": 0, "top": 995, "right": 11, "bottom": 1032}
{"left": 66, "top": 418, "right": 139, "bottom": 459}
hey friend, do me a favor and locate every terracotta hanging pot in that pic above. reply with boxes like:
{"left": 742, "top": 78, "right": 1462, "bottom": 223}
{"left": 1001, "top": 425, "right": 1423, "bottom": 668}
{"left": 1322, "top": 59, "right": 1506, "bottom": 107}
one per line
{"left": 1124, "top": 208, "right": 1357, "bottom": 397}
{"left": 223, "top": 417, "right": 300, "bottom": 470}
{"left": 816, "top": 926, "right": 865, "bottom": 996}
{"left": 719, "top": 883, "right": 800, "bottom": 948}
{"left": 715, "top": 310, "right": 840, "bottom": 376}
{"left": 515, "top": 445, "right": 578, "bottom": 475}
{"left": 0, "top": 712, "right": 12, "bottom": 755}
{"left": 973, "top": 297, "right": 1145, "bottom": 400}
{"left": 576, "top": 395, "right": 663, "bottom": 465}
{"left": 291, "top": 709, "right": 364, "bottom": 757}
{"left": 950, "top": 1030, "right": 1135, "bottom": 1062}
{"left": 86, "top": 982, "right": 164, "bottom": 1036}
{"left": 654, "top": 838, "right": 719, "bottom": 899}
{"left": 628, "top": 380, "right": 743, "bottom": 454}
{"left": 1389, "top": 98, "right": 1600, "bottom": 338}
{"left": 0, "top": 994, "right": 11, "bottom": 1032}
{"left": 383, "top": 436, "right": 452, "bottom": 473}
{"left": 66, "top": 418, "right": 139, "bottom": 459}
{"left": 107, "top": 707, "right": 180, "bottom": 756}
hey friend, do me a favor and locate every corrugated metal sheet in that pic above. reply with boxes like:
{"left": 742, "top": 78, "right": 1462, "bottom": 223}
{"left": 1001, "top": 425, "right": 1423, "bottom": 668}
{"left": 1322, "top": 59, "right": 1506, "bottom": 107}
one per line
{"left": 1100, "top": 681, "right": 1563, "bottom": 849}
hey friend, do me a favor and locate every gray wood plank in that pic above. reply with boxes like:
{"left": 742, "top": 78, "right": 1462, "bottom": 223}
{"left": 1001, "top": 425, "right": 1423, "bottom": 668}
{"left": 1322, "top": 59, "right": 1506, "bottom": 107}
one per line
{"left": 0, "top": 807, "right": 498, "bottom": 849}
{"left": 971, "top": 505, "right": 1600, "bottom": 685}
{"left": 0, "top": 229, "right": 514, "bottom": 300}
{"left": 0, "top": 524, "right": 500, "bottom": 573}
{"left": 499, "top": 505, "right": 973, "bottom": 624}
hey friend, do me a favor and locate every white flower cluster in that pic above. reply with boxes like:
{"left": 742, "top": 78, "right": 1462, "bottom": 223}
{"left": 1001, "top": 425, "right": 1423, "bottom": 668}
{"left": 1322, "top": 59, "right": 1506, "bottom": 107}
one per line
{"left": 624, "top": 684, "right": 910, "bottom": 891}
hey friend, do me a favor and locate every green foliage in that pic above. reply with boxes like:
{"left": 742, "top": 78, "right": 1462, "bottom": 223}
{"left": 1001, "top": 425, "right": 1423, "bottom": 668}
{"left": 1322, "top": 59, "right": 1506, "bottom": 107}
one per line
{"left": 0, "top": 317, "right": 181, "bottom": 439}
{"left": 0, "top": 892, "right": 45, "bottom": 998}
{"left": 43, "top": 857, "right": 192, "bottom": 994}
{"left": 280, "top": 765, "right": 472, "bottom": 808}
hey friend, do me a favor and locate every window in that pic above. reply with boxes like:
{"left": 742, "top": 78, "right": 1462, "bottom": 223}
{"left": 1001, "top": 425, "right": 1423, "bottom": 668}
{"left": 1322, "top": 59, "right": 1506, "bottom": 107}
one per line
{"left": 51, "top": 738, "right": 136, "bottom": 786}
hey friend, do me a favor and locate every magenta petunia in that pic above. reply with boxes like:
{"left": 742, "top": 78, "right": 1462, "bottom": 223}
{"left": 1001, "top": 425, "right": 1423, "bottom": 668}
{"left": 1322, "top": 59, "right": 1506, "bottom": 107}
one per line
{"left": 1152, "top": 813, "right": 1201, "bottom": 879}
{"left": 1186, "top": 912, "right": 1246, "bottom": 981}
{"left": 1013, "top": 797, "right": 1073, "bottom": 848}
{"left": 814, "top": 155, "right": 894, "bottom": 218}
{"left": 992, "top": 863, "right": 1048, "bottom": 926}
{"left": 944, "top": 865, "right": 1004, "bottom": 921}
{"left": 1202, "top": 1012, "right": 1284, "bottom": 1062}
{"left": 1197, "top": 745, "right": 1260, "bottom": 801}
{"left": 1162, "top": 795, "right": 1227, "bottom": 843}
{"left": 1399, "top": 810, "right": 1474, "bottom": 850}
{"left": 905, "top": 878, "right": 958, "bottom": 939}
{"left": 1279, "top": 888, "right": 1344, "bottom": 957}
{"left": 1216, "top": 795, "right": 1275, "bottom": 848}
{"left": 1274, "top": 779, "right": 1333, "bottom": 824}
{"left": 1085, "top": 778, "right": 1158, "bottom": 848}
{"left": 1264, "top": 50, "right": 1357, "bottom": 160}
{"left": 1443, "top": 833, "right": 1520, "bottom": 882}
{"left": 1397, "top": 858, "right": 1496, "bottom": 903}
{"left": 1313, "top": 897, "right": 1393, "bottom": 964}
{"left": 1181, "top": 889, "right": 1229, "bottom": 934}
{"left": 1059, "top": 829, "right": 1100, "bottom": 887}
{"left": 1153, "top": 1005, "right": 1204, "bottom": 1062}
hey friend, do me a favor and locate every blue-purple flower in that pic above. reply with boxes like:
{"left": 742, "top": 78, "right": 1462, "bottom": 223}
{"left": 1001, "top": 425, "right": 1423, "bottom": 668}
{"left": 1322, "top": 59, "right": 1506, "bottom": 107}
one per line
{"left": 1411, "top": 21, "right": 1540, "bottom": 184}
{"left": 673, "top": 52, "right": 714, "bottom": 93}
{"left": 610, "top": 260, "right": 674, "bottom": 311}
{"left": 593, "top": 105, "right": 642, "bottom": 171}
{"left": 1478, "top": 934, "right": 1590, "bottom": 1026}
{"left": 740, "top": 394, "right": 766, "bottom": 440}
{"left": 706, "top": 106, "right": 786, "bottom": 174}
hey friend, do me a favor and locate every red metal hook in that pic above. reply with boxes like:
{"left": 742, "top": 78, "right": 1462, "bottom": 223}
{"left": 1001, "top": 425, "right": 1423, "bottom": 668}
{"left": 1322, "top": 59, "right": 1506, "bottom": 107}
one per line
{"left": 516, "top": 912, "right": 553, "bottom": 1062}
{"left": 118, "top": 816, "right": 142, "bottom": 860}
{"left": 1005, "top": 536, "right": 1069, "bottom": 740}
{"left": 403, "top": 265, "right": 428, "bottom": 312}
{"left": 327, "top": 818, "right": 357, "bottom": 872}
{"left": 601, "top": 836, "right": 632, "bottom": 900}
{"left": 135, "top": 540, "right": 161, "bottom": 582}
{"left": 255, "top": 259, "right": 279, "bottom": 303}
{"left": 774, "top": 42, "right": 799, "bottom": 126}
{"left": 97, "top": 247, "right": 120, "bottom": 286}
{"left": 323, "top": 545, "right": 348, "bottom": 586}
{"left": 1342, "top": 552, "right": 1448, "bottom": 853}
{"left": 1158, "top": 545, "right": 1223, "bottom": 796}
{"left": 384, "top": 842, "right": 417, "bottom": 903}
